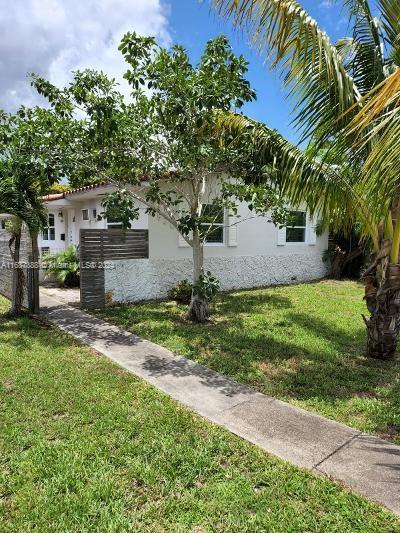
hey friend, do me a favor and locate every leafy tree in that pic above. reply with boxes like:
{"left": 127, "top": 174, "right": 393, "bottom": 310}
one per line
{"left": 0, "top": 107, "right": 74, "bottom": 315}
{"left": 48, "top": 183, "right": 72, "bottom": 194}
{"left": 33, "top": 35, "right": 289, "bottom": 322}
{"left": 214, "top": 0, "right": 400, "bottom": 358}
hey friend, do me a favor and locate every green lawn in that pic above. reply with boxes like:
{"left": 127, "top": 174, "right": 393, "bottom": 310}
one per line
{"left": 96, "top": 280, "right": 400, "bottom": 444}
{"left": 1, "top": 296, "right": 399, "bottom": 530}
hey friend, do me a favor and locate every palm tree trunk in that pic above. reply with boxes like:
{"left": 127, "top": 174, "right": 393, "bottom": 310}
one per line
{"left": 364, "top": 265, "right": 400, "bottom": 359}
{"left": 30, "top": 232, "right": 40, "bottom": 314}
{"left": 362, "top": 207, "right": 400, "bottom": 360}
{"left": 9, "top": 230, "right": 24, "bottom": 317}
{"left": 188, "top": 229, "right": 209, "bottom": 323}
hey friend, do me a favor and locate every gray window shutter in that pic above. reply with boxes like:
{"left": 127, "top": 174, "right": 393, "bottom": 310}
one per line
{"left": 228, "top": 210, "right": 238, "bottom": 247}
{"left": 277, "top": 225, "right": 286, "bottom": 246}
{"left": 307, "top": 215, "right": 317, "bottom": 245}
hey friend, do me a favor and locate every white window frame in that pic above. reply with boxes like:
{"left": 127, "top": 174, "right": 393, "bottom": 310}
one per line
{"left": 285, "top": 211, "right": 307, "bottom": 244}
{"left": 42, "top": 213, "right": 56, "bottom": 241}
{"left": 201, "top": 204, "right": 225, "bottom": 246}
{"left": 82, "top": 209, "right": 89, "bottom": 221}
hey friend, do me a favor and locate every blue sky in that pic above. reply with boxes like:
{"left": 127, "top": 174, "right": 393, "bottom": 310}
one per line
{"left": 1, "top": 0, "right": 347, "bottom": 145}
{"left": 168, "top": 0, "right": 348, "bottom": 144}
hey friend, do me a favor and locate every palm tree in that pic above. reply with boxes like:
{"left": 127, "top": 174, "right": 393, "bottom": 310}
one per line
{"left": 214, "top": 0, "right": 400, "bottom": 359}
{"left": 0, "top": 108, "right": 56, "bottom": 316}
{"left": 0, "top": 104, "right": 74, "bottom": 315}
{"left": 0, "top": 173, "right": 46, "bottom": 316}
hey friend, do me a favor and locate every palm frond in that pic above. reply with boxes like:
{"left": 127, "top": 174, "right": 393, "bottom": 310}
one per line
{"left": 214, "top": 0, "right": 361, "bottom": 144}
{"left": 379, "top": 0, "right": 400, "bottom": 64}
{"left": 347, "top": 68, "right": 400, "bottom": 133}
{"left": 214, "top": 0, "right": 398, "bottom": 251}
{"left": 0, "top": 173, "right": 47, "bottom": 232}
{"left": 343, "top": 0, "right": 383, "bottom": 53}
{"left": 335, "top": 65, "right": 400, "bottom": 225}
{"left": 335, "top": 35, "right": 385, "bottom": 96}
{"left": 357, "top": 116, "right": 400, "bottom": 206}
{"left": 217, "top": 111, "right": 378, "bottom": 243}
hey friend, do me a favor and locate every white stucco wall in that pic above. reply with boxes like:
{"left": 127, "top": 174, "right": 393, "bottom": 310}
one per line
{"left": 39, "top": 197, "right": 148, "bottom": 254}
{"left": 65, "top": 198, "right": 148, "bottom": 244}
{"left": 105, "top": 204, "right": 329, "bottom": 303}
{"left": 39, "top": 207, "right": 68, "bottom": 254}
{"left": 148, "top": 202, "right": 327, "bottom": 259}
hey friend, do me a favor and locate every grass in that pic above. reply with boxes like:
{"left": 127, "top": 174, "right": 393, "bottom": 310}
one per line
{"left": 95, "top": 280, "right": 400, "bottom": 444}
{"left": 1, "top": 296, "right": 400, "bottom": 530}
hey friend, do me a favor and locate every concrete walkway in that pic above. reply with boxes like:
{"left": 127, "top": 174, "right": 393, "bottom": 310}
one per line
{"left": 40, "top": 291, "right": 400, "bottom": 516}
{"left": 40, "top": 286, "right": 80, "bottom": 308}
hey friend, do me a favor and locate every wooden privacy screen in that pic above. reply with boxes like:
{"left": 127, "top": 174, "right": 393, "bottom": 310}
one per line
{"left": 79, "top": 229, "right": 149, "bottom": 309}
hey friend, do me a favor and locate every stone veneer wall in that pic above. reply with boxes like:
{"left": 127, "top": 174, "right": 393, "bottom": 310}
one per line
{"left": 105, "top": 254, "right": 328, "bottom": 303}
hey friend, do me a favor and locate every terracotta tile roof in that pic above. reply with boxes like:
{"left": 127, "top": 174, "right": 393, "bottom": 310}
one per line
{"left": 41, "top": 176, "right": 153, "bottom": 202}
{"left": 41, "top": 181, "right": 110, "bottom": 202}
{"left": 41, "top": 192, "right": 66, "bottom": 201}
{"left": 64, "top": 181, "right": 111, "bottom": 196}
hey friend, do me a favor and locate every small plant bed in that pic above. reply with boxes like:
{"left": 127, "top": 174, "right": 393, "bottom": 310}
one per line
{"left": 0, "top": 296, "right": 399, "bottom": 530}
{"left": 95, "top": 280, "right": 400, "bottom": 444}
{"left": 42, "top": 245, "right": 80, "bottom": 288}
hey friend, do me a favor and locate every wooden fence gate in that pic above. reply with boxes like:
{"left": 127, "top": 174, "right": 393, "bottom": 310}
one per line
{"left": 80, "top": 229, "right": 149, "bottom": 309}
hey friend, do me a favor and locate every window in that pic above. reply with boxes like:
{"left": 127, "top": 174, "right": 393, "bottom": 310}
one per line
{"left": 107, "top": 215, "right": 124, "bottom": 229}
{"left": 92, "top": 209, "right": 97, "bottom": 220}
{"left": 82, "top": 209, "right": 89, "bottom": 221}
{"left": 286, "top": 211, "right": 306, "bottom": 243}
{"left": 1, "top": 220, "right": 6, "bottom": 230}
{"left": 201, "top": 204, "right": 224, "bottom": 244}
{"left": 42, "top": 213, "right": 55, "bottom": 241}
{"left": 41, "top": 247, "right": 50, "bottom": 256}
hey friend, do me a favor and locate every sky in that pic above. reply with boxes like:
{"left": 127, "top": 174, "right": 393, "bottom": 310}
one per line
{"left": 0, "top": 0, "right": 348, "bottom": 144}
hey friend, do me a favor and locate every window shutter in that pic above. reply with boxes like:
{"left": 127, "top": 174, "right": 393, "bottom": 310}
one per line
{"left": 277, "top": 225, "right": 286, "bottom": 246}
{"left": 228, "top": 210, "right": 238, "bottom": 247}
{"left": 307, "top": 215, "right": 317, "bottom": 245}
{"left": 178, "top": 231, "right": 190, "bottom": 247}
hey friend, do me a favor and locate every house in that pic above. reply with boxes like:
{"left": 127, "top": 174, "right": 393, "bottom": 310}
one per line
{"left": 34, "top": 182, "right": 329, "bottom": 303}
{"left": 38, "top": 182, "right": 148, "bottom": 255}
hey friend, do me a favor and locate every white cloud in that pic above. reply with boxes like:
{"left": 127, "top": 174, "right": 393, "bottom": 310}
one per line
{"left": 319, "top": 0, "right": 334, "bottom": 8}
{"left": 0, "top": 0, "right": 171, "bottom": 111}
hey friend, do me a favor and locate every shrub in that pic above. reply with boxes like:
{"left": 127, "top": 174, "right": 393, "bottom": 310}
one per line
{"left": 168, "top": 279, "right": 193, "bottom": 304}
{"left": 43, "top": 245, "right": 80, "bottom": 288}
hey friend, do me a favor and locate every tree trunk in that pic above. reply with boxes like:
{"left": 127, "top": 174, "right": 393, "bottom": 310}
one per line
{"left": 364, "top": 263, "right": 400, "bottom": 359}
{"left": 330, "top": 246, "right": 363, "bottom": 280}
{"left": 9, "top": 230, "right": 24, "bottom": 317}
{"left": 30, "top": 232, "right": 40, "bottom": 314}
{"left": 187, "top": 229, "right": 209, "bottom": 323}
{"left": 330, "top": 246, "right": 347, "bottom": 279}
